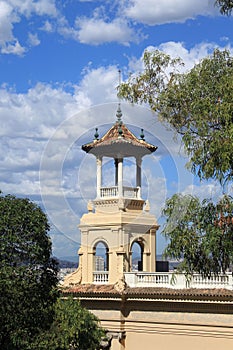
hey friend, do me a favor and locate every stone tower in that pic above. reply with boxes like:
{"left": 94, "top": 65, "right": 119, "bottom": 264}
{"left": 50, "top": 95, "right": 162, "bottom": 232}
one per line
{"left": 64, "top": 105, "right": 159, "bottom": 286}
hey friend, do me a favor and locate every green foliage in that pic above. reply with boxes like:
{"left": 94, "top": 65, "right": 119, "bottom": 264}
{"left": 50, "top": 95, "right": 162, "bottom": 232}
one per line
{"left": 215, "top": 0, "right": 233, "bottom": 15}
{"left": 0, "top": 193, "right": 58, "bottom": 349}
{"left": 34, "top": 297, "right": 105, "bottom": 350}
{"left": 119, "top": 49, "right": 233, "bottom": 184}
{"left": 119, "top": 50, "right": 183, "bottom": 108}
{"left": 162, "top": 193, "right": 233, "bottom": 276}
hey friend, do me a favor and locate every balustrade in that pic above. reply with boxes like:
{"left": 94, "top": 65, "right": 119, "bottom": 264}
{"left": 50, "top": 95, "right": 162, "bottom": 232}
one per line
{"left": 100, "top": 186, "right": 139, "bottom": 198}
{"left": 93, "top": 271, "right": 109, "bottom": 284}
{"left": 124, "top": 272, "right": 233, "bottom": 290}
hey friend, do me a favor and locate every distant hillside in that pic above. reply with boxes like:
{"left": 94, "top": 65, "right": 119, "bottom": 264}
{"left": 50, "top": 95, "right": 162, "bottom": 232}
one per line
{"left": 55, "top": 256, "right": 78, "bottom": 268}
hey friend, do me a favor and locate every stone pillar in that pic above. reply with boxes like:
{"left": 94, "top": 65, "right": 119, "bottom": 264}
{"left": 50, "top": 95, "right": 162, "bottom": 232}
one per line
{"left": 118, "top": 158, "right": 123, "bottom": 197}
{"left": 136, "top": 157, "right": 142, "bottom": 199}
{"left": 114, "top": 158, "right": 118, "bottom": 186}
{"left": 96, "top": 156, "right": 102, "bottom": 198}
{"left": 149, "top": 228, "right": 156, "bottom": 272}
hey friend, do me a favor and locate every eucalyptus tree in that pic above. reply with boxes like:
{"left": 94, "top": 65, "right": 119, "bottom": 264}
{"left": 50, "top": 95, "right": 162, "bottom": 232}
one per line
{"left": 215, "top": 0, "right": 233, "bottom": 15}
{"left": 162, "top": 194, "right": 233, "bottom": 276}
{"left": 119, "top": 49, "right": 233, "bottom": 185}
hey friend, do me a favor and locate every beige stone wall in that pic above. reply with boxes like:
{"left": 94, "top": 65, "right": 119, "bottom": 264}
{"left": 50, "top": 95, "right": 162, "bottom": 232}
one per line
{"left": 88, "top": 306, "right": 233, "bottom": 350}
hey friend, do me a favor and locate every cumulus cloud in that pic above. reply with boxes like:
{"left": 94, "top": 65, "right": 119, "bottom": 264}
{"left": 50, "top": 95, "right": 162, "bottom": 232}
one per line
{"left": 77, "top": 65, "right": 120, "bottom": 104}
{"left": 127, "top": 41, "right": 233, "bottom": 77}
{"left": 75, "top": 17, "right": 138, "bottom": 45}
{"left": 0, "top": 0, "right": 222, "bottom": 54}
{"left": 40, "top": 20, "right": 54, "bottom": 32}
{"left": 28, "top": 32, "right": 40, "bottom": 46}
{"left": 7, "top": 0, "right": 57, "bottom": 18}
{"left": 0, "top": 0, "right": 57, "bottom": 55}
{"left": 123, "top": 0, "right": 216, "bottom": 25}
{"left": 0, "top": 1, "right": 18, "bottom": 44}
{"left": 0, "top": 66, "right": 124, "bottom": 256}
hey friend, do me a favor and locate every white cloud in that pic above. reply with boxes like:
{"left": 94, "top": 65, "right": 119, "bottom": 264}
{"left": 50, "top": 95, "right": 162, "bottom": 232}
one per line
{"left": 124, "top": 0, "right": 216, "bottom": 25}
{"left": 127, "top": 41, "right": 233, "bottom": 78}
{"left": 0, "top": 1, "right": 18, "bottom": 44}
{"left": 77, "top": 65, "right": 119, "bottom": 104}
{"left": 75, "top": 17, "right": 138, "bottom": 45}
{"left": 1, "top": 40, "right": 25, "bottom": 55}
{"left": 28, "top": 32, "right": 40, "bottom": 46}
{"left": 0, "top": 0, "right": 57, "bottom": 55}
{"left": 0, "top": 66, "right": 123, "bottom": 236}
{"left": 157, "top": 41, "right": 219, "bottom": 70}
{"left": 0, "top": 0, "right": 221, "bottom": 54}
{"left": 7, "top": 0, "right": 57, "bottom": 17}
{"left": 40, "top": 20, "right": 54, "bottom": 32}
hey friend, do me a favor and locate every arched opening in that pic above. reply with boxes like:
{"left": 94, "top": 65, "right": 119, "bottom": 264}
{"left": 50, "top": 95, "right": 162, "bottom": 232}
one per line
{"left": 131, "top": 241, "right": 144, "bottom": 271}
{"left": 93, "top": 241, "right": 109, "bottom": 272}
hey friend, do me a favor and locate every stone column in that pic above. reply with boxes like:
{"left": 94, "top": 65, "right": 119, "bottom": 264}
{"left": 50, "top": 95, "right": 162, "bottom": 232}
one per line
{"left": 114, "top": 158, "right": 118, "bottom": 186}
{"left": 118, "top": 158, "right": 123, "bottom": 197}
{"left": 96, "top": 156, "right": 102, "bottom": 198}
{"left": 136, "top": 157, "right": 142, "bottom": 199}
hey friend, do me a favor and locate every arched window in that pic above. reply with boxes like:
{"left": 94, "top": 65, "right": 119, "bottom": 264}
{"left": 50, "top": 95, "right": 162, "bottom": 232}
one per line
{"left": 94, "top": 241, "right": 109, "bottom": 272}
{"left": 131, "top": 240, "right": 144, "bottom": 271}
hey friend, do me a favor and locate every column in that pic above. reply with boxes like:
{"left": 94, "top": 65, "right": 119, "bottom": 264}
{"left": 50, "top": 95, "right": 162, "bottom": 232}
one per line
{"left": 136, "top": 157, "right": 142, "bottom": 199}
{"left": 96, "top": 156, "right": 102, "bottom": 198}
{"left": 118, "top": 158, "right": 123, "bottom": 197}
{"left": 114, "top": 158, "right": 118, "bottom": 186}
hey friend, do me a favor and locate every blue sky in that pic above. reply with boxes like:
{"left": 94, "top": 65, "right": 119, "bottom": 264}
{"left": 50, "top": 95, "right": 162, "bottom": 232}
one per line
{"left": 0, "top": 0, "right": 232, "bottom": 259}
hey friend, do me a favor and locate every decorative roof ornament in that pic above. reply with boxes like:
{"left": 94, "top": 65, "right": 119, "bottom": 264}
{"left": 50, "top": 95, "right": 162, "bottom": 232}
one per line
{"left": 118, "top": 123, "right": 123, "bottom": 137}
{"left": 140, "top": 129, "right": 145, "bottom": 141}
{"left": 116, "top": 69, "right": 123, "bottom": 123}
{"left": 116, "top": 103, "right": 122, "bottom": 123}
{"left": 94, "top": 127, "right": 99, "bottom": 140}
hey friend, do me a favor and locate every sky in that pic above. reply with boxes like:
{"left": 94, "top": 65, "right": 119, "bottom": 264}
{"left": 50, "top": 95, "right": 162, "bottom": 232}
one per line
{"left": 0, "top": 0, "right": 232, "bottom": 259}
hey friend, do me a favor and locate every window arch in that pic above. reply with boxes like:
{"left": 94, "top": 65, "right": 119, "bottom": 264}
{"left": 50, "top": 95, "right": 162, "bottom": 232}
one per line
{"left": 93, "top": 241, "right": 109, "bottom": 272}
{"left": 131, "top": 240, "right": 144, "bottom": 271}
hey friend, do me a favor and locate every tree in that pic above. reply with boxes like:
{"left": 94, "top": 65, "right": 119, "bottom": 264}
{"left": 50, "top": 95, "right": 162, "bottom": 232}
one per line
{"left": 0, "top": 193, "right": 58, "bottom": 349}
{"left": 215, "top": 0, "right": 233, "bottom": 15}
{"left": 34, "top": 298, "right": 106, "bottom": 350}
{"left": 119, "top": 49, "right": 233, "bottom": 184}
{"left": 161, "top": 193, "right": 233, "bottom": 276}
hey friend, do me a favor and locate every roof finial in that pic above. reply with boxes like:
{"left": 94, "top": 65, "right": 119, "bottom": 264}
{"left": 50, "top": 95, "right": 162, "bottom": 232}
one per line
{"left": 118, "top": 69, "right": 122, "bottom": 86}
{"left": 116, "top": 69, "right": 123, "bottom": 123}
{"left": 116, "top": 103, "right": 122, "bottom": 122}
{"left": 140, "top": 129, "right": 145, "bottom": 141}
{"left": 94, "top": 127, "right": 99, "bottom": 140}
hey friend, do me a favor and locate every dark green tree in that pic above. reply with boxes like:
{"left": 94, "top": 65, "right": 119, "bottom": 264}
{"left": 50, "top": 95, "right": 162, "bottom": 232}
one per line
{"left": 0, "top": 193, "right": 58, "bottom": 349}
{"left": 215, "top": 0, "right": 233, "bottom": 15}
{"left": 162, "top": 193, "right": 233, "bottom": 276}
{"left": 34, "top": 297, "right": 105, "bottom": 350}
{"left": 119, "top": 49, "right": 233, "bottom": 184}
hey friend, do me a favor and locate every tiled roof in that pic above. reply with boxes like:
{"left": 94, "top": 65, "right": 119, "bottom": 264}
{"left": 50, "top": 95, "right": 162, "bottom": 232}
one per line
{"left": 62, "top": 284, "right": 233, "bottom": 301}
{"left": 62, "top": 284, "right": 119, "bottom": 296}
{"left": 82, "top": 122, "right": 157, "bottom": 154}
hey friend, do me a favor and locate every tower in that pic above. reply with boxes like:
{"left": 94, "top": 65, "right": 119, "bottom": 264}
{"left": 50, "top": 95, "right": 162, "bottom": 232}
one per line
{"left": 64, "top": 105, "right": 159, "bottom": 286}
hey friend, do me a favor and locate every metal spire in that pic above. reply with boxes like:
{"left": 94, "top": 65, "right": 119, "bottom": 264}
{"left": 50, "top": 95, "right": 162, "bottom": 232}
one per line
{"left": 116, "top": 69, "right": 123, "bottom": 123}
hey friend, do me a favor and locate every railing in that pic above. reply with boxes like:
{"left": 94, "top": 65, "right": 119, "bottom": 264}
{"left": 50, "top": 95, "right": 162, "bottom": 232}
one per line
{"left": 124, "top": 272, "right": 233, "bottom": 290}
{"left": 123, "top": 186, "right": 138, "bottom": 198}
{"left": 100, "top": 187, "right": 118, "bottom": 198}
{"left": 93, "top": 271, "right": 109, "bottom": 284}
{"left": 192, "top": 274, "right": 230, "bottom": 287}
{"left": 100, "top": 186, "right": 139, "bottom": 199}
